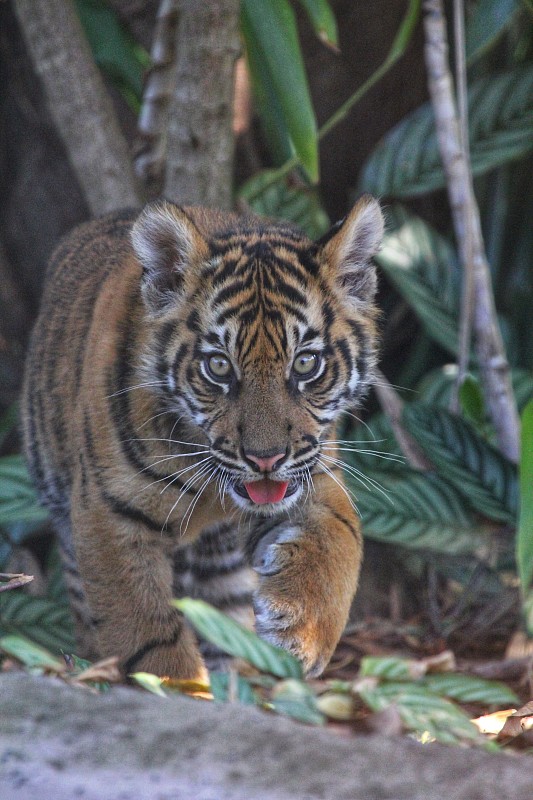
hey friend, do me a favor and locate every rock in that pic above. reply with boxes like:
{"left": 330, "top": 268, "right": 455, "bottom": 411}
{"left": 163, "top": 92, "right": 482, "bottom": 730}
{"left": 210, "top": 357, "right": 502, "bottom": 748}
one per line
{"left": 1, "top": 672, "right": 533, "bottom": 799}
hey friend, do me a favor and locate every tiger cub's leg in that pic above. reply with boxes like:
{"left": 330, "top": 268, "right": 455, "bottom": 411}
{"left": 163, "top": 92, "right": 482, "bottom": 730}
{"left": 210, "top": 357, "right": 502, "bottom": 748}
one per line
{"left": 172, "top": 522, "right": 257, "bottom": 669}
{"left": 50, "top": 510, "right": 99, "bottom": 660}
{"left": 249, "top": 475, "right": 362, "bottom": 677}
{"left": 71, "top": 499, "right": 207, "bottom": 681}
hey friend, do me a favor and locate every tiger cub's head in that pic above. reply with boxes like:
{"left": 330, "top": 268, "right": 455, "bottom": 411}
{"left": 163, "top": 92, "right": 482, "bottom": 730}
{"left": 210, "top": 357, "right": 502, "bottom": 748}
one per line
{"left": 131, "top": 197, "right": 384, "bottom": 515}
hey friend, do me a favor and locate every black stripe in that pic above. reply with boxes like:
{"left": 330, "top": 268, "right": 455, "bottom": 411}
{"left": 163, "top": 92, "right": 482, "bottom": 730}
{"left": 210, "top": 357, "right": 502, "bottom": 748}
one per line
{"left": 324, "top": 503, "right": 362, "bottom": 544}
{"left": 123, "top": 625, "right": 183, "bottom": 674}
{"left": 102, "top": 492, "right": 167, "bottom": 532}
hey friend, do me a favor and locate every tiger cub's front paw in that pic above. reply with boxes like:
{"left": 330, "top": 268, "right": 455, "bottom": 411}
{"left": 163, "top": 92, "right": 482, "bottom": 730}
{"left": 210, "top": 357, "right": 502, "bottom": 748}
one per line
{"left": 251, "top": 526, "right": 348, "bottom": 677}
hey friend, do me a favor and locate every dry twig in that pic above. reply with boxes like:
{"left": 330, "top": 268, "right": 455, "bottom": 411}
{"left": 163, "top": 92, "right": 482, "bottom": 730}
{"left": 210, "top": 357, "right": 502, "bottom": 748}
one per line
{"left": 373, "top": 369, "right": 433, "bottom": 470}
{"left": 423, "top": 0, "right": 520, "bottom": 462}
{"left": 0, "top": 573, "right": 34, "bottom": 593}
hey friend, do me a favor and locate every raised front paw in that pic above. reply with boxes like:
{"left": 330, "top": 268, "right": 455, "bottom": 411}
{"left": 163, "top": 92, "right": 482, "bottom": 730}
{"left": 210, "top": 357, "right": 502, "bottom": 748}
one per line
{"left": 251, "top": 525, "right": 355, "bottom": 677}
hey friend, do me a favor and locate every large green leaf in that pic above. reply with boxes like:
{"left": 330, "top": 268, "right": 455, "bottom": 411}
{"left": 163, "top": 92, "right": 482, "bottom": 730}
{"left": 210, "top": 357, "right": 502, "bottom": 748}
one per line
{"left": 174, "top": 597, "right": 303, "bottom": 679}
{"left": 360, "top": 66, "right": 533, "bottom": 198}
{"left": 0, "top": 592, "right": 74, "bottom": 653}
{"left": 0, "top": 455, "right": 48, "bottom": 527}
{"left": 466, "top": 0, "right": 520, "bottom": 63}
{"left": 357, "top": 680, "right": 486, "bottom": 746}
{"left": 422, "top": 673, "right": 519, "bottom": 706}
{"left": 376, "top": 208, "right": 461, "bottom": 355}
{"left": 0, "top": 634, "right": 65, "bottom": 671}
{"left": 239, "top": 170, "right": 330, "bottom": 238}
{"left": 517, "top": 400, "right": 533, "bottom": 633}
{"left": 241, "top": 0, "right": 319, "bottom": 181}
{"left": 403, "top": 404, "right": 518, "bottom": 523}
{"left": 74, "top": 0, "right": 148, "bottom": 111}
{"left": 346, "top": 467, "right": 490, "bottom": 557}
{"left": 359, "top": 655, "right": 519, "bottom": 705}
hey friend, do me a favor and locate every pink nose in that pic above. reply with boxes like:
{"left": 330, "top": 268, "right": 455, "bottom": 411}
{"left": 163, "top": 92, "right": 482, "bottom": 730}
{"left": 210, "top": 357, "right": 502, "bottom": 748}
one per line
{"left": 245, "top": 452, "right": 286, "bottom": 472}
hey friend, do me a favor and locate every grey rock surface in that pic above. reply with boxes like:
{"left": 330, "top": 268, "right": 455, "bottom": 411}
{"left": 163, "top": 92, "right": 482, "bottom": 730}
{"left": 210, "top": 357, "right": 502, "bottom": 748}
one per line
{"left": 1, "top": 672, "right": 533, "bottom": 800}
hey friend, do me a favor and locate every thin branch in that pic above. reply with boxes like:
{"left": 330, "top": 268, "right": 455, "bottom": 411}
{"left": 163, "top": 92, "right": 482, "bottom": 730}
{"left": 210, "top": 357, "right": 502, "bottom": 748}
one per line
{"left": 134, "top": 0, "right": 180, "bottom": 198}
{"left": 373, "top": 369, "right": 433, "bottom": 471}
{"left": 13, "top": 0, "right": 141, "bottom": 216}
{"left": 423, "top": 0, "right": 520, "bottom": 463}
{"left": 452, "top": 0, "right": 475, "bottom": 410}
{"left": 0, "top": 573, "right": 34, "bottom": 593}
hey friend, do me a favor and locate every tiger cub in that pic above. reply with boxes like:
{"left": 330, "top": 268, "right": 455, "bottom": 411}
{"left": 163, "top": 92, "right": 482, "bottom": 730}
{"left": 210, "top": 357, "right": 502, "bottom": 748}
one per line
{"left": 21, "top": 196, "right": 383, "bottom": 680}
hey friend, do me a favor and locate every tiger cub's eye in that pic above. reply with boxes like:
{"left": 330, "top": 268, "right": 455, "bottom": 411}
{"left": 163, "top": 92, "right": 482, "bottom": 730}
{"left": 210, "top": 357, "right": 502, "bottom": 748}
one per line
{"left": 206, "top": 354, "right": 232, "bottom": 380}
{"left": 293, "top": 352, "right": 320, "bottom": 377}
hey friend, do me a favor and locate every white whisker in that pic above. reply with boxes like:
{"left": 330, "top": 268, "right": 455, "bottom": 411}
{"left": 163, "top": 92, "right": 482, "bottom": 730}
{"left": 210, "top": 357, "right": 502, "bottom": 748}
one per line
{"left": 320, "top": 453, "right": 393, "bottom": 503}
{"left": 107, "top": 381, "right": 167, "bottom": 398}
{"left": 180, "top": 465, "right": 219, "bottom": 535}
{"left": 316, "top": 458, "right": 359, "bottom": 515}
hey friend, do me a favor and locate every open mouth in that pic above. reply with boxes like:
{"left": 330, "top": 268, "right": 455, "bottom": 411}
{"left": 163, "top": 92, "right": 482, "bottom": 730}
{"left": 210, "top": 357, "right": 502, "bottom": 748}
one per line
{"left": 233, "top": 478, "right": 299, "bottom": 505}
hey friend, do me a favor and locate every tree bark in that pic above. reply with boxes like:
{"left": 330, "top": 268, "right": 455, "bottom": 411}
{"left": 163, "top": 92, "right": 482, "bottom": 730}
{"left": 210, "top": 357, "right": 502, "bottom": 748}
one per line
{"left": 163, "top": 0, "right": 240, "bottom": 209}
{"left": 13, "top": 0, "right": 141, "bottom": 216}
{"left": 135, "top": 0, "right": 180, "bottom": 198}
{"left": 423, "top": 0, "right": 520, "bottom": 463}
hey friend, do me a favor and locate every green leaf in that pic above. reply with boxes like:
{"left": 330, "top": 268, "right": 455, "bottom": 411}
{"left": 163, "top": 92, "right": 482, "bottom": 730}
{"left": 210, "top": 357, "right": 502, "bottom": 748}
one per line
{"left": 0, "top": 404, "right": 18, "bottom": 450}
{"left": 131, "top": 672, "right": 168, "bottom": 697}
{"left": 360, "top": 66, "right": 533, "bottom": 198}
{"left": 0, "top": 592, "right": 75, "bottom": 653}
{"left": 239, "top": 170, "right": 330, "bottom": 238}
{"left": 459, "top": 375, "right": 486, "bottom": 427}
{"left": 466, "top": 0, "right": 520, "bottom": 63}
{"left": 403, "top": 404, "right": 518, "bottom": 523}
{"left": 422, "top": 673, "right": 519, "bottom": 706}
{"left": 348, "top": 466, "right": 490, "bottom": 557}
{"left": 74, "top": 0, "right": 148, "bottom": 111}
{"left": 295, "top": 0, "right": 338, "bottom": 49}
{"left": 357, "top": 681, "right": 486, "bottom": 745}
{"left": 174, "top": 598, "right": 303, "bottom": 679}
{"left": 517, "top": 400, "right": 533, "bottom": 634}
{"left": 359, "top": 655, "right": 423, "bottom": 681}
{"left": 0, "top": 455, "right": 48, "bottom": 527}
{"left": 241, "top": 0, "right": 319, "bottom": 181}
{"left": 209, "top": 671, "right": 258, "bottom": 705}
{"left": 268, "top": 678, "right": 325, "bottom": 725}
{"left": 0, "top": 634, "right": 65, "bottom": 671}
{"left": 377, "top": 209, "right": 461, "bottom": 356}
{"left": 513, "top": 369, "right": 533, "bottom": 412}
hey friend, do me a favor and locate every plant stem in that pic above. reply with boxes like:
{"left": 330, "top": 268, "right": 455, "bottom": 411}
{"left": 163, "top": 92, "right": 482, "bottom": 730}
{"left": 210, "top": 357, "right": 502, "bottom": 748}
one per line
{"left": 423, "top": 0, "right": 520, "bottom": 463}
{"left": 452, "top": 0, "right": 475, "bottom": 411}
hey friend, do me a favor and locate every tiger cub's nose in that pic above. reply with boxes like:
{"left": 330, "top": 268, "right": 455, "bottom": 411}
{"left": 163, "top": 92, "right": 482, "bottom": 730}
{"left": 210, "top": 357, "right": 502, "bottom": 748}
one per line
{"left": 244, "top": 451, "right": 286, "bottom": 473}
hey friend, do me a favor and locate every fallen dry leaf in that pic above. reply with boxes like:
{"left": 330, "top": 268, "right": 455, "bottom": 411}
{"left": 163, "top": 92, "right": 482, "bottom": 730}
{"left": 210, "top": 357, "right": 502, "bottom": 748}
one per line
{"left": 497, "top": 701, "right": 533, "bottom": 742}
{"left": 471, "top": 708, "right": 517, "bottom": 736}
{"left": 73, "top": 656, "right": 122, "bottom": 684}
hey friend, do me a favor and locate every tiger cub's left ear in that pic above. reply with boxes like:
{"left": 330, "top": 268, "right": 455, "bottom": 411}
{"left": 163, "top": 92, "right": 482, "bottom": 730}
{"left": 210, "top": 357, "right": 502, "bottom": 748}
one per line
{"left": 319, "top": 194, "right": 384, "bottom": 303}
{"left": 131, "top": 201, "right": 209, "bottom": 313}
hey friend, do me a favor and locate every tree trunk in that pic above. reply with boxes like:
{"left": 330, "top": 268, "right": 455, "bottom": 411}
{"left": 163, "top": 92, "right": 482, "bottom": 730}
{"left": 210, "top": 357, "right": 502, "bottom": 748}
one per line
{"left": 163, "top": 0, "right": 240, "bottom": 209}
{"left": 13, "top": 0, "right": 140, "bottom": 216}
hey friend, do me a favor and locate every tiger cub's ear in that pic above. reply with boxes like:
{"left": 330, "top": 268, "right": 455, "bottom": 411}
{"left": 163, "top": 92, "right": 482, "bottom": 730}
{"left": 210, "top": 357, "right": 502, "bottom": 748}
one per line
{"left": 131, "top": 202, "right": 209, "bottom": 312}
{"left": 319, "top": 194, "right": 384, "bottom": 304}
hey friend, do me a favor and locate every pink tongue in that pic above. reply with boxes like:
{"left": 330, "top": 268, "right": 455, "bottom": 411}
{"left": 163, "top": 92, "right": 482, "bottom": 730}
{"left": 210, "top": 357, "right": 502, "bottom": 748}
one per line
{"left": 244, "top": 479, "right": 289, "bottom": 505}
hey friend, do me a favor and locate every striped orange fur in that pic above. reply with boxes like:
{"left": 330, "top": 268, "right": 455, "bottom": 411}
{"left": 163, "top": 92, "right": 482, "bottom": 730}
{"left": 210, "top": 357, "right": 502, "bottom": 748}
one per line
{"left": 21, "top": 197, "right": 384, "bottom": 679}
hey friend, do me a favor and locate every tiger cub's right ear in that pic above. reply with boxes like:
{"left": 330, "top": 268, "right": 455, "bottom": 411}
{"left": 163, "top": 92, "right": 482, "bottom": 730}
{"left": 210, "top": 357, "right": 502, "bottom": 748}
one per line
{"left": 131, "top": 202, "right": 209, "bottom": 313}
